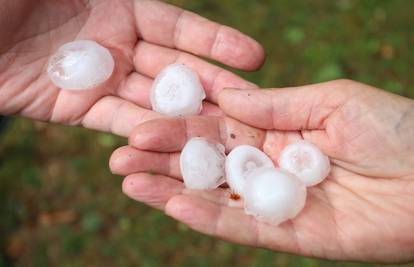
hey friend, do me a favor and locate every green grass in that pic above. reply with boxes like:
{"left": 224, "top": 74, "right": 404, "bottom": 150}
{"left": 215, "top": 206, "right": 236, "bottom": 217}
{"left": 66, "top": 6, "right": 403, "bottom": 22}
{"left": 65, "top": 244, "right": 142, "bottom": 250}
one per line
{"left": 1, "top": 0, "right": 414, "bottom": 266}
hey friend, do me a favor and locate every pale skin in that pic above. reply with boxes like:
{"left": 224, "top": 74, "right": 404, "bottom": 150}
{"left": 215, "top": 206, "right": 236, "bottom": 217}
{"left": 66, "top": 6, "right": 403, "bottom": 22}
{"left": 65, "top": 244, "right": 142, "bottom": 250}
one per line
{"left": 0, "top": 0, "right": 264, "bottom": 134}
{"left": 2, "top": 0, "right": 414, "bottom": 264}
{"left": 110, "top": 79, "right": 414, "bottom": 263}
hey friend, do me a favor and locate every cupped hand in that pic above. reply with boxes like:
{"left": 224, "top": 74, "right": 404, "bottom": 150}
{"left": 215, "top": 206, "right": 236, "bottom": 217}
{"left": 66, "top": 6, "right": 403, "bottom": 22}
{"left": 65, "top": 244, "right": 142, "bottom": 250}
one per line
{"left": 110, "top": 79, "right": 414, "bottom": 263}
{"left": 0, "top": 0, "right": 263, "bottom": 137}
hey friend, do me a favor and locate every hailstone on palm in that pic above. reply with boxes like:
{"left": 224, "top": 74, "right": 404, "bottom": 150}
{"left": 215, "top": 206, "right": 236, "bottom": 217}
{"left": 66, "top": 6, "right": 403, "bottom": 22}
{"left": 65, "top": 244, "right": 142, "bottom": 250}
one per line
{"left": 151, "top": 63, "right": 206, "bottom": 116}
{"left": 47, "top": 40, "right": 114, "bottom": 90}
{"left": 244, "top": 167, "right": 307, "bottom": 225}
{"left": 180, "top": 138, "right": 226, "bottom": 190}
{"left": 278, "top": 141, "right": 330, "bottom": 186}
{"left": 225, "top": 145, "right": 274, "bottom": 196}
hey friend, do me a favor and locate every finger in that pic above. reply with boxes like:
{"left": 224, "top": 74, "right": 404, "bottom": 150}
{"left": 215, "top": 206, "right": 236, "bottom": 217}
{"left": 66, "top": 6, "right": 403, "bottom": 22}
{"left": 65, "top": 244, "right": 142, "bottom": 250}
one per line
{"left": 81, "top": 96, "right": 161, "bottom": 137}
{"left": 182, "top": 189, "right": 244, "bottom": 209}
{"left": 122, "top": 173, "right": 184, "bottom": 210}
{"left": 116, "top": 72, "right": 153, "bottom": 109}
{"left": 165, "top": 194, "right": 298, "bottom": 252}
{"left": 110, "top": 146, "right": 181, "bottom": 179}
{"left": 81, "top": 95, "right": 222, "bottom": 137}
{"left": 218, "top": 80, "right": 354, "bottom": 131}
{"left": 110, "top": 146, "right": 240, "bottom": 207}
{"left": 134, "top": 0, "right": 265, "bottom": 71}
{"left": 134, "top": 41, "right": 257, "bottom": 103}
{"left": 122, "top": 172, "right": 243, "bottom": 210}
{"left": 110, "top": 146, "right": 240, "bottom": 206}
{"left": 201, "top": 103, "right": 224, "bottom": 116}
{"left": 129, "top": 116, "right": 265, "bottom": 152}
{"left": 128, "top": 115, "right": 307, "bottom": 164}
{"left": 110, "top": 146, "right": 242, "bottom": 208}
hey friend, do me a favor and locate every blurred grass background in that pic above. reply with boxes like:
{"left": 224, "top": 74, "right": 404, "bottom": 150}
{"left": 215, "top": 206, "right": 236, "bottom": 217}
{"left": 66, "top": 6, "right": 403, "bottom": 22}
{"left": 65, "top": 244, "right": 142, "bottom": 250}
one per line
{"left": 1, "top": 0, "right": 414, "bottom": 266}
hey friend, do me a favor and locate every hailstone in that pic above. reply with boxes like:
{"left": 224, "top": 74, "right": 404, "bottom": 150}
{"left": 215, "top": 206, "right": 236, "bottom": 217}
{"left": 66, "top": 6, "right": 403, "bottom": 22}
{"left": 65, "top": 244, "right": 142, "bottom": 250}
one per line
{"left": 47, "top": 40, "right": 114, "bottom": 90}
{"left": 225, "top": 145, "right": 274, "bottom": 196}
{"left": 180, "top": 138, "right": 226, "bottom": 190}
{"left": 278, "top": 141, "right": 330, "bottom": 187}
{"left": 244, "top": 167, "right": 307, "bottom": 225}
{"left": 150, "top": 63, "right": 206, "bottom": 116}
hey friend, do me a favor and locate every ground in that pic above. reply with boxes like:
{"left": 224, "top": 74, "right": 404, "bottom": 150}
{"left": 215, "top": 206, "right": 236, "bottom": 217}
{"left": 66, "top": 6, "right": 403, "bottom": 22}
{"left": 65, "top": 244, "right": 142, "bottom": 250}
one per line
{"left": 1, "top": 0, "right": 414, "bottom": 266}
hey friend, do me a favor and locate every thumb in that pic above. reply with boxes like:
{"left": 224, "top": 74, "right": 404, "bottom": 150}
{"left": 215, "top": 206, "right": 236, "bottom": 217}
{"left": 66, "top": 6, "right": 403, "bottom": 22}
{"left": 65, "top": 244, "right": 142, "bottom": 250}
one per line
{"left": 218, "top": 80, "right": 351, "bottom": 131}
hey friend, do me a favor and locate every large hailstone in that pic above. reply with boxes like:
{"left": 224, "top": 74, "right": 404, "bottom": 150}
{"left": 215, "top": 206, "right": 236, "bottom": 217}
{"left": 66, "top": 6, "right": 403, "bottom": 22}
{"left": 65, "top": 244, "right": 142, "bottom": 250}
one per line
{"left": 180, "top": 138, "right": 226, "bottom": 190}
{"left": 244, "top": 167, "right": 307, "bottom": 225}
{"left": 151, "top": 63, "right": 206, "bottom": 116}
{"left": 47, "top": 40, "right": 114, "bottom": 90}
{"left": 278, "top": 141, "right": 331, "bottom": 187}
{"left": 225, "top": 145, "right": 274, "bottom": 196}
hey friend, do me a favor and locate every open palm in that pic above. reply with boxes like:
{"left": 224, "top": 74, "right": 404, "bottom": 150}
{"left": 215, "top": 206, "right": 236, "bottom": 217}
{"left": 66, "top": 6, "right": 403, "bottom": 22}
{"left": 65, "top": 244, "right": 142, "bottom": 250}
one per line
{"left": 111, "top": 79, "right": 414, "bottom": 263}
{"left": 0, "top": 0, "right": 263, "bottom": 137}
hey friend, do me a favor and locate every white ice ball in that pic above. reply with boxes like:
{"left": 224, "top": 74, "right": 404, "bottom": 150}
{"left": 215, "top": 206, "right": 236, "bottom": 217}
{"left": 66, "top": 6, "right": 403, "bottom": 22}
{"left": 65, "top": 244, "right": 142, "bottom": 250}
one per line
{"left": 151, "top": 63, "right": 206, "bottom": 116}
{"left": 244, "top": 167, "right": 307, "bottom": 225}
{"left": 47, "top": 40, "right": 114, "bottom": 90}
{"left": 225, "top": 145, "right": 274, "bottom": 196}
{"left": 278, "top": 141, "right": 330, "bottom": 187}
{"left": 180, "top": 138, "right": 226, "bottom": 190}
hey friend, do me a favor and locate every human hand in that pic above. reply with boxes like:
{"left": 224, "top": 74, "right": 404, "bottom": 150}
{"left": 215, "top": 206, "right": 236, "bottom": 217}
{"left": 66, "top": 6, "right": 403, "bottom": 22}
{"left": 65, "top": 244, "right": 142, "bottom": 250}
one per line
{"left": 0, "top": 0, "right": 263, "bottom": 137}
{"left": 110, "top": 79, "right": 414, "bottom": 263}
